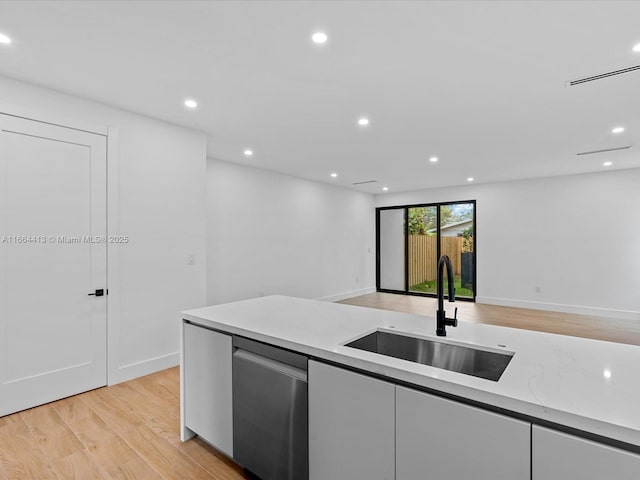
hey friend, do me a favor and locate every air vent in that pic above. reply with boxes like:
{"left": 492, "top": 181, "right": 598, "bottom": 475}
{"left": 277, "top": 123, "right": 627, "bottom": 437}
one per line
{"left": 576, "top": 145, "right": 632, "bottom": 156}
{"left": 568, "top": 65, "right": 640, "bottom": 86}
{"left": 352, "top": 180, "right": 377, "bottom": 185}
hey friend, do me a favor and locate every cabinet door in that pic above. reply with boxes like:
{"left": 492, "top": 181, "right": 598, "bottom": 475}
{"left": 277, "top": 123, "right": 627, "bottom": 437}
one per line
{"left": 533, "top": 425, "right": 640, "bottom": 480}
{"left": 396, "top": 386, "right": 530, "bottom": 480}
{"left": 308, "top": 361, "right": 395, "bottom": 480}
{"left": 183, "top": 323, "right": 233, "bottom": 457}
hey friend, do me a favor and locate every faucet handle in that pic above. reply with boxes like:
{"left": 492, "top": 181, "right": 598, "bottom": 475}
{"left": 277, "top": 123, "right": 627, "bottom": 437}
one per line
{"left": 447, "top": 307, "right": 458, "bottom": 328}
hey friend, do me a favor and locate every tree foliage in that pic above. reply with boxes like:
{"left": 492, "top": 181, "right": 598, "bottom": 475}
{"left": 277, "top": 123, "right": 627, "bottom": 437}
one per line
{"left": 408, "top": 206, "right": 456, "bottom": 235}
{"left": 460, "top": 225, "right": 474, "bottom": 253}
{"left": 408, "top": 207, "right": 430, "bottom": 235}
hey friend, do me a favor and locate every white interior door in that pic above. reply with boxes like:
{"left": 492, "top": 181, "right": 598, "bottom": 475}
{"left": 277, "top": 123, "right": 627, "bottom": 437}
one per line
{"left": 0, "top": 114, "right": 107, "bottom": 416}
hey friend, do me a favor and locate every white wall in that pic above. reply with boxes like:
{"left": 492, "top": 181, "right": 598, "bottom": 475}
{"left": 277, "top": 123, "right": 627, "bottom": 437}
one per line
{"left": 0, "top": 75, "right": 207, "bottom": 383}
{"left": 376, "top": 169, "right": 640, "bottom": 320}
{"left": 206, "top": 158, "right": 375, "bottom": 305}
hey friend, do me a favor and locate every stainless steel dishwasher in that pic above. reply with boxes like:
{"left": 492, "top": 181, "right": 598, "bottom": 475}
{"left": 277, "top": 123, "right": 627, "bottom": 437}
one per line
{"left": 232, "top": 336, "right": 308, "bottom": 480}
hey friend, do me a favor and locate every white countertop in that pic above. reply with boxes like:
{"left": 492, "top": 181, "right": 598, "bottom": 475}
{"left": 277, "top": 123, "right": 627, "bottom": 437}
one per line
{"left": 182, "top": 295, "right": 640, "bottom": 448}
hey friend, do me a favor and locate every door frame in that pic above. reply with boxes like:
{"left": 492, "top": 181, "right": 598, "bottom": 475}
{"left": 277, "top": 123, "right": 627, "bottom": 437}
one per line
{"left": 106, "top": 127, "right": 120, "bottom": 386}
{"left": 0, "top": 103, "right": 123, "bottom": 387}
{"left": 376, "top": 200, "right": 477, "bottom": 302}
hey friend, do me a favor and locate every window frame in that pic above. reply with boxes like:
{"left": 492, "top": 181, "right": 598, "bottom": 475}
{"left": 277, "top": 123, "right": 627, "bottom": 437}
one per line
{"left": 376, "top": 200, "right": 477, "bottom": 302}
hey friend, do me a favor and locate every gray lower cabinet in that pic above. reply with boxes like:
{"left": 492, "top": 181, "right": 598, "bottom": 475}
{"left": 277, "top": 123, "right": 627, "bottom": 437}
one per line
{"left": 308, "top": 361, "right": 395, "bottom": 480}
{"left": 532, "top": 425, "right": 640, "bottom": 480}
{"left": 396, "top": 386, "right": 530, "bottom": 480}
{"left": 183, "top": 323, "right": 233, "bottom": 457}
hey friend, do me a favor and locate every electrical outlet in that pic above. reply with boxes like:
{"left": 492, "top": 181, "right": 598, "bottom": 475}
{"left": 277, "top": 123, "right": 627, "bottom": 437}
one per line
{"left": 187, "top": 254, "right": 195, "bottom": 266}
{"left": 535, "top": 286, "right": 541, "bottom": 293}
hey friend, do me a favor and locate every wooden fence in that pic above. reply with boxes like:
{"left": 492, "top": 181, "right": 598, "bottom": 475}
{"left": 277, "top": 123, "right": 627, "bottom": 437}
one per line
{"left": 408, "top": 235, "right": 465, "bottom": 286}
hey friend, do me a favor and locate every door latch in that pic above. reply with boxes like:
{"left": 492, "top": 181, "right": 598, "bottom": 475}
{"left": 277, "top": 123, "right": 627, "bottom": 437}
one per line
{"left": 88, "top": 289, "right": 106, "bottom": 297}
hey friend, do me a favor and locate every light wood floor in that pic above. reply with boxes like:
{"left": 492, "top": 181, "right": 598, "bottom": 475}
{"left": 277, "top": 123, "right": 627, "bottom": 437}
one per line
{"left": 0, "top": 367, "right": 248, "bottom": 480}
{"left": 339, "top": 292, "right": 640, "bottom": 346}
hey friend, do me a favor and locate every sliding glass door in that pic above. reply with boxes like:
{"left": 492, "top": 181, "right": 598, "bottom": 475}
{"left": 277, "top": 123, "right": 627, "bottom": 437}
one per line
{"left": 439, "top": 202, "right": 475, "bottom": 299}
{"left": 377, "top": 207, "right": 405, "bottom": 292}
{"left": 377, "top": 201, "right": 476, "bottom": 301}
{"left": 408, "top": 206, "right": 438, "bottom": 294}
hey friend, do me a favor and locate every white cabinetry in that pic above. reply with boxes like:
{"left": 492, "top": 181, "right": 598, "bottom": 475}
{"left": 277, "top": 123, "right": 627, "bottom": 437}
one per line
{"left": 396, "top": 386, "right": 530, "bottom": 480}
{"left": 183, "top": 323, "right": 233, "bottom": 456}
{"left": 532, "top": 425, "right": 640, "bottom": 480}
{"left": 308, "top": 361, "right": 395, "bottom": 480}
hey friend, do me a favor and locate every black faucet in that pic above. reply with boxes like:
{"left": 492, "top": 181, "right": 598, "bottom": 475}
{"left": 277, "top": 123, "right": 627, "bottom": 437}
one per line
{"left": 436, "top": 255, "right": 458, "bottom": 336}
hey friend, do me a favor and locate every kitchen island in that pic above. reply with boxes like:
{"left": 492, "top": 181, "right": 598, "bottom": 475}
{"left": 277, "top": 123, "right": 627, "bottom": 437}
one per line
{"left": 181, "top": 295, "right": 640, "bottom": 480}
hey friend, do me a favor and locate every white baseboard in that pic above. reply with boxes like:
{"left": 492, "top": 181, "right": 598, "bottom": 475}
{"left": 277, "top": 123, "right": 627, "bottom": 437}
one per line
{"left": 476, "top": 296, "right": 640, "bottom": 321}
{"left": 317, "top": 286, "right": 377, "bottom": 303}
{"left": 109, "top": 352, "right": 179, "bottom": 386}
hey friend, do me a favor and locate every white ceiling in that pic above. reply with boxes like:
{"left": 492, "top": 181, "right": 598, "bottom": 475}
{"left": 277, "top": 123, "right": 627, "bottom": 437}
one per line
{"left": 1, "top": 0, "right": 639, "bottom": 194}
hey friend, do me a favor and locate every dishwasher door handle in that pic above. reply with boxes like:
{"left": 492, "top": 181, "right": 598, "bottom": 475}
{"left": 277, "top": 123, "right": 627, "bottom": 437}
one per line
{"left": 233, "top": 349, "right": 307, "bottom": 382}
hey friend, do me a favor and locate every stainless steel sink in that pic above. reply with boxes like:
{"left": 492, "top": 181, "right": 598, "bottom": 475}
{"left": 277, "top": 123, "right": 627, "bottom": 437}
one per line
{"left": 344, "top": 330, "right": 513, "bottom": 381}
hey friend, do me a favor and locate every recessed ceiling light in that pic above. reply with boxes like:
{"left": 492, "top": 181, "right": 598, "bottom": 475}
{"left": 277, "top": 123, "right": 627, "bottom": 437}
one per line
{"left": 603, "top": 369, "right": 612, "bottom": 379}
{"left": 382, "top": 187, "right": 389, "bottom": 191}
{"left": 467, "top": 177, "right": 474, "bottom": 182}
{"left": 603, "top": 161, "right": 613, "bottom": 166}
{"left": 330, "top": 172, "right": 338, "bottom": 178}
{"left": 611, "top": 126, "right": 625, "bottom": 134}
{"left": 312, "top": 32, "right": 328, "bottom": 44}
{"left": 244, "top": 149, "right": 253, "bottom": 157}
{"left": 184, "top": 98, "right": 198, "bottom": 109}
{"left": 429, "top": 157, "right": 438, "bottom": 163}
{"left": 0, "top": 33, "right": 11, "bottom": 44}
{"left": 632, "top": 43, "right": 640, "bottom": 53}
{"left": 357, "top": 117, "right": 370, "bottom": 127}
